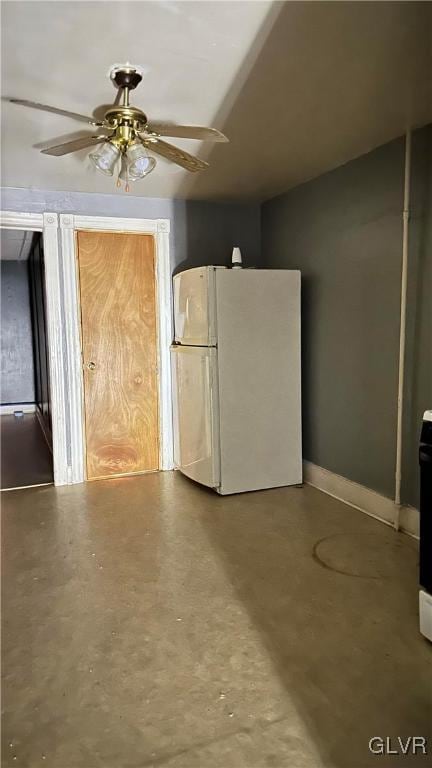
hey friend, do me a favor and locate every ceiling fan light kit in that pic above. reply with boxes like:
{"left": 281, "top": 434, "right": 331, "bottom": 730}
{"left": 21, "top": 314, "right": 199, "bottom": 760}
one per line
{"left": 6, "top": 64, "right": 228, "bottom": 192}
{"left": 89, "top": 142, "right": 120, "bottom": 176}
{"left": 126, "top": 143, "right": 157, "bottom": 179}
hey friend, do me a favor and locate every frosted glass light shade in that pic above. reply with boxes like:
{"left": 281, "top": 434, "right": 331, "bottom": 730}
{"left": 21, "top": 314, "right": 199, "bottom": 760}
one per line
{"left": 89, "top": 142, "right": 120, "bottom": 176}
{"left": 126, "top": 143, "right": 156, "bottom": 179}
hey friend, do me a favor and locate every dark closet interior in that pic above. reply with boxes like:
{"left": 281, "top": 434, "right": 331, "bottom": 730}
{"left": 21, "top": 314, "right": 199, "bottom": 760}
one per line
{"left": 28, "top": 233, "right": 52, "bottom": 446}
{"left": 0, "top": 231, "right": 54, "bottom": 490}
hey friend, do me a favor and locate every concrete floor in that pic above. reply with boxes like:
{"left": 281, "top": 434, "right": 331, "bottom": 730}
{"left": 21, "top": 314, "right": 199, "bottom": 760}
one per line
{"left": 1, "top": 472, "right": 431, "bottom": 768}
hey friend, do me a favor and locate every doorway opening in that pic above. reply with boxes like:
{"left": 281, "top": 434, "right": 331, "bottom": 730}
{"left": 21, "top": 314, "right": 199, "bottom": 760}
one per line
{"left": 0, "top": 230, "right": 53, "bottom": 490}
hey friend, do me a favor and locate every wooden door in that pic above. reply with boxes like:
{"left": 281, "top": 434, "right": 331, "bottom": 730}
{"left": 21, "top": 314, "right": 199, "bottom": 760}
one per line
{"left": 77, "top": 231, "right": 159, "bottom": 480}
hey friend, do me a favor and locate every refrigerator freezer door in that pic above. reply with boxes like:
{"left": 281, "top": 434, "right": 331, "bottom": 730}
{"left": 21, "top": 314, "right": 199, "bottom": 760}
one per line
{"left": 173, "top": 266, "right": 221, "bottom": 346}
{"left": 171, "top": 345, "right": 220, "bottom": 488}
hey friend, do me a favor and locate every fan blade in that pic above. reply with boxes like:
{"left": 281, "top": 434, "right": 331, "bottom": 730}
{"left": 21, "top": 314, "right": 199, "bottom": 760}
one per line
{"left": 140, "top": 136, "right": 208, "bottom": 172}
{"left": 4, "top": 97, "right": 102, "bottom": 125}
{"left": 35, "top": 130, "right": 109, "bottom": 150}
{"left": 147, "top": 123, "right": 228, "bottom": 142}
{"left": 41, "top": 134, "right": 110, "bottom": 156}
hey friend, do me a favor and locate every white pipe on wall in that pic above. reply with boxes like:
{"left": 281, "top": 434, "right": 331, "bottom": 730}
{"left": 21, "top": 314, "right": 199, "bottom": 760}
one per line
{"left": 394, "top": 130, "right": 412, "bottom": 528}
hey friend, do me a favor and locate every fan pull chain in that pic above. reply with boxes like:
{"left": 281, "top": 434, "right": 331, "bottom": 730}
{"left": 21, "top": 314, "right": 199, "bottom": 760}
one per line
{"left": 116, "top": 164, "right": 129, "bottom": 192}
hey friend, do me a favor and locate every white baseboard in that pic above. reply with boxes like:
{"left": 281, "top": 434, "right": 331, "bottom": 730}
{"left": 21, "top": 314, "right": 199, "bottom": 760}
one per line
{"left": 303, "top": 461, "right": 419, "bottom": 539}
{"left": 0, "top": 404, "right": 36, "bottom": 415}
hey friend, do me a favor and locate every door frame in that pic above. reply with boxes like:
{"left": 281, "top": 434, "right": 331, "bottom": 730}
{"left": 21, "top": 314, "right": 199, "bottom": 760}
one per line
{"left": 0, "top": 211, "right": 68, "bottom": 484}
{"left": 60, "top": 214, "right": 173, "bottom": 482}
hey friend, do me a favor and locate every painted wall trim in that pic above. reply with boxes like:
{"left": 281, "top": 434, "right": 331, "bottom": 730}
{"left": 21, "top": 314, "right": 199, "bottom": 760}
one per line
{"left": 60, "top": 215, "right": 85, "bottom": 484}
{"left": 0, "top": 210, "right": 43, "bottom": 231}
{"left": 41, "top": 213, "right": 69, "bottom": 485}
{"left": 60, "top": 214, "right": 173, "bottom": 483}
{"left": 1, "top": 210, "right": 69, "bottom": 485}
{"left": 394, "top": 130, "right": 411, "bottom": 519}
{"left": 304, "top": 460, "right": 419, "bottom": 538}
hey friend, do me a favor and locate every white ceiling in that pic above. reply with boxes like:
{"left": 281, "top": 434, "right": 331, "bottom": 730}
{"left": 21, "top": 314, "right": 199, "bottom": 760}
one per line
{"left": 1, "top": 229, "right": 34, "bottom": 261}
{"left": 1, "top": 1, "right": 431, "bottom": 202}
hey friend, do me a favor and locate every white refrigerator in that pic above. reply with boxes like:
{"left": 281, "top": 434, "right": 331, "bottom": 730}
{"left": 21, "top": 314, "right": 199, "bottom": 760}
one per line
{"left": 171, "top": 266, "right": 302, "bottom": 495}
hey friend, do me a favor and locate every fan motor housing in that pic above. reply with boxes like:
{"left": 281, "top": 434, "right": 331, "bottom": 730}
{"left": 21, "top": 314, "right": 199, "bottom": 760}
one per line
{"left": 111, "top": 67, "right": 143, "bottom": 91}
{"left": 104, "top": 106, "right": 147, "bottom": 129}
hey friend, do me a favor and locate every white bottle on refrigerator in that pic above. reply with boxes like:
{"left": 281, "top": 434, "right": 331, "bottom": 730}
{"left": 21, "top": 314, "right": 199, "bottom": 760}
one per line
{"left": 171, "top": 266, "right": 302, "bottom": 494}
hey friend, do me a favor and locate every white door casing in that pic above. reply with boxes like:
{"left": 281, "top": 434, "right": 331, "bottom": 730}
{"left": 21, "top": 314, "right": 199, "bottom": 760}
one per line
{"left": 60, "top": 214, "right": 173, "bottom": 483}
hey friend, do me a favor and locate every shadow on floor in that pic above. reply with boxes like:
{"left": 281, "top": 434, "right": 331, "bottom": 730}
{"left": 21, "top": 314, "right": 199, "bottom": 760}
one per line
{"left": 183, "top": 476, "right": 431, "bottom": 768}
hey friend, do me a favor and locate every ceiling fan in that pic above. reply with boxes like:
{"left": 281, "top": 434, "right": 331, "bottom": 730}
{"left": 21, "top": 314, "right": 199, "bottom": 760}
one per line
{"left": 5, "top": 64, "right": 228, "bottom": 190}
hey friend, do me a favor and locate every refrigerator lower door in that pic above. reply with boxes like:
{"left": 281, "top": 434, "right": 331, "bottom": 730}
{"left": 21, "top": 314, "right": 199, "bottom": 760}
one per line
{"left": 171, "top": 345, "right": 220, "bottom": 489}
{"left": 173, "top": 266, "right": 221, "bottom": 346}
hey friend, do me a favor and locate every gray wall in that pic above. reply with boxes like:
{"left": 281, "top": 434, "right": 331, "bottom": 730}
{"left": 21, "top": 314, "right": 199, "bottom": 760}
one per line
{"left": 402, "top": 126, "right": 432, "bottom": 506}
{"left": 0, "top": 188, "right": 261, "bottom": 273}
{"left": 1, "top": 260, "right": 35, "bottom": 404}
{"left": 262, "top": 128, "right": 431, "bottom": 507}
